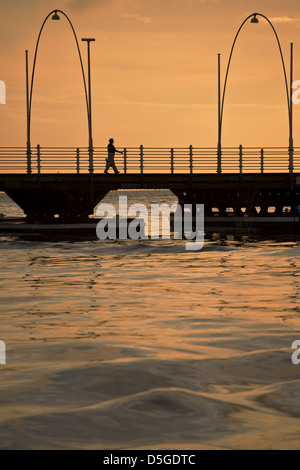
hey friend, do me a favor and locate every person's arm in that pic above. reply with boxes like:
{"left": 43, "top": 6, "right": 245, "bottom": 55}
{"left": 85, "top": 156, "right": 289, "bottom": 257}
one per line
{"left": 116, "top": 148, "right": 124, "bottom": 154}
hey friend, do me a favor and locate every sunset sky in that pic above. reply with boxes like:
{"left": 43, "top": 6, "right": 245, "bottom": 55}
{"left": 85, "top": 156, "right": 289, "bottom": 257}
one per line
{"left": 1, "top": 0, "right": 300, "bottom": 149}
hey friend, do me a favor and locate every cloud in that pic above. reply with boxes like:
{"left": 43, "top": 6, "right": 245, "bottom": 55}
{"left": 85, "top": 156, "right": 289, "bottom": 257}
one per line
{"left": 96, "top": 94, "right": 214, "bottom": 109}
{"left": 95, "top": 93, "right": 288, "bottom": 111}
{"left": 120, "top": 13, "right": 153, "bottom": 24}
{"left": 269, "top": 16, "right": 300, "bottom": 24}
{"left": 67, "top": 0, "right": 106, "bottom": 11}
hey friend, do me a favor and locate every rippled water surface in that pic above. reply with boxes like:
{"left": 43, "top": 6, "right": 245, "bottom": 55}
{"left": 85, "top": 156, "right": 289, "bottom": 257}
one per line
{"left": 0, "top": 191, "right": 300, "bottom": 449}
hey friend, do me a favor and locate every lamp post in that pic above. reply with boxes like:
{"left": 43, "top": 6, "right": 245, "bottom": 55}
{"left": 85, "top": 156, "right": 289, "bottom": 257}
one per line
{"left": 81, "top": 38, "right": 95, "bottom": 174}
{"left": 289, "top": 42, "right": 294, "bottom": 173}
{"left": 217, "top": 12, "right": 293, "bottom": 173}
{"left": 26, "top": 9, "right": 89, "bottom": 174}
{"left": 25, "top": 50, "right": 30, "bottom": 174}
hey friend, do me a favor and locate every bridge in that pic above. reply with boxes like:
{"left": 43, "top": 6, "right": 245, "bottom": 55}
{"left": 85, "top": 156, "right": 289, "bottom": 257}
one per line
{"left": 0, "top": 146, "right": 299, "bottom": 228}
{"left": 1, "top": 145, "right": 300, "bottom": 174}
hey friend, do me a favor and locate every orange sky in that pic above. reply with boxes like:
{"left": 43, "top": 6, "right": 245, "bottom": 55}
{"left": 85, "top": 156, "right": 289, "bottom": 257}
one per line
{"left": 1, "top": 0, "right": 300, "bottom": 149}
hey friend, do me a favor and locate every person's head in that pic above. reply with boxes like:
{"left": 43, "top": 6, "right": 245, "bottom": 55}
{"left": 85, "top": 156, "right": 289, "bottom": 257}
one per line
{"left": 109, "top": 138, "right": 114, "bottom": 143}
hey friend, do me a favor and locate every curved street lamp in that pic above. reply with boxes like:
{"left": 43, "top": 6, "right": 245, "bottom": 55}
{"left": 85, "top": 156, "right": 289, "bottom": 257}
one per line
{"left": 26, "top": 9, "right": 94, "bottom": 174}
{"left": 217, "top": 12, "right": 294, "bottom": 173}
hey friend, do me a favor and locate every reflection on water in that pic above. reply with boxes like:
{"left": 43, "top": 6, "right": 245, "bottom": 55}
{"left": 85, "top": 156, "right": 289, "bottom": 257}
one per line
{"left": 0, "top": 192, "right": 300, "bottom": 449}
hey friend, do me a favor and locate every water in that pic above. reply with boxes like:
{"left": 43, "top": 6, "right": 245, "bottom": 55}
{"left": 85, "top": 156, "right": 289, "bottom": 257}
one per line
{"left": 0, "top": 191, "right": 300, "bottom": 450}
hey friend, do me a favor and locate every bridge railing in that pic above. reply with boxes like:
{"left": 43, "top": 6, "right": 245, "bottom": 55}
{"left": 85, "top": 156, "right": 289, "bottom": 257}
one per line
{"left": 0, "top": 145, "right": 299, "bottom": 174}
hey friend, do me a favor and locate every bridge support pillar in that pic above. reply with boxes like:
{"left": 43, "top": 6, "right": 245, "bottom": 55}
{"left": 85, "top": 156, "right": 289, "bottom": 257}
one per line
{"left": 6, "top": 187, "right": 109, "bottom": 222}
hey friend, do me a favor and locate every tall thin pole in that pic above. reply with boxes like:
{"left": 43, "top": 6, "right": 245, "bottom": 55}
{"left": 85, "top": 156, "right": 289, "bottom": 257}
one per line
{"left": 82, "top": 38, "right": 95, "bottom": 175}
{"left": 217, "top": 53, "right": 221, "bottom": 174}
{"left": 289, "top": 42, "right": 294, "bottom": 173}
{"left": 25, "top": 50, "right": 31, "bottom": 174}
{"left": 88, "top": 40, "right": 93, "bottom": 173}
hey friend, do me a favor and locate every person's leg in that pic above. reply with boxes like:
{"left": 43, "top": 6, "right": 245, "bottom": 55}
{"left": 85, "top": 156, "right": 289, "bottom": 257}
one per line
{"left": 104, "top": 156, "right": 113, "bottom": 173}
{"left": 112, "top": 160, "right": 119, "bottom": 174}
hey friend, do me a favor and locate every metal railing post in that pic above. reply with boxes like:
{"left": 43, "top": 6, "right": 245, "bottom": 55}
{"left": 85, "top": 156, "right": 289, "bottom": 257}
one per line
{"left": 37, "top": 144, "right": 41, "bottom": 175}
{"left": 26, "top": 144, "right": 32, "bottom": 175}
{"left": 123, "top": 148, "right": 127, "bottom": 174}
{"left": 239, "top": 144, "right": 243, "bottom": 174}
{"left": 89, "top": 146, "right": 94, "bottom": 174}
{"left": 140, "top": 145, "right": 144, "bottom": 174}
{"left": 189, "top": 145, "right": 193, "bottom": 174}
{"left": 260, "top": 148, "right": 264, "bottom": 174}
{"left": 76, "top": 147, "right": 80, "bottom": 174}
{"left": 170, "top": 148, "right": 174, "bottom": 174}
{"left": 217, "top": 144, "right": 222, "bottom": 174}
{"left": 289, "top": 144, "right": 294, "bottom": 173}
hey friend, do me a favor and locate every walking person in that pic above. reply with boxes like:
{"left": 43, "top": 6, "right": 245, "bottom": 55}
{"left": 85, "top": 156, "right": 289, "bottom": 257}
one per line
{"left": 104, "top": 138, "right": 123, "bottom": 174}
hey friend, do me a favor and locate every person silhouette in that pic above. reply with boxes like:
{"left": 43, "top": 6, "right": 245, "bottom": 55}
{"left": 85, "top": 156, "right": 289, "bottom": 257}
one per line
{"left": 104, "top": 138, "right": 123, "bottom": 174}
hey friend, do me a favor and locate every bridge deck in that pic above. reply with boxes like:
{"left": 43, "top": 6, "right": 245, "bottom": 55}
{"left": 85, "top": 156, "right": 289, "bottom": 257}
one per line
{"left": 0, "top": 171, "right": 299, "bottom": 188}
{"left": 0, "top": 144, "right": 299, "bottom": 221}
{"left": 0, "top": 172, "right": 299, "bottom": 219}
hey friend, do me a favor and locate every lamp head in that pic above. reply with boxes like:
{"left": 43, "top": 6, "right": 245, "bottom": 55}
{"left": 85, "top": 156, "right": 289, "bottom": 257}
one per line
{"left": 52, "top": 10, "right": 60, "bottom": 20}
{"left": 251, "top": 14, "right": 259, "bottom": 24}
